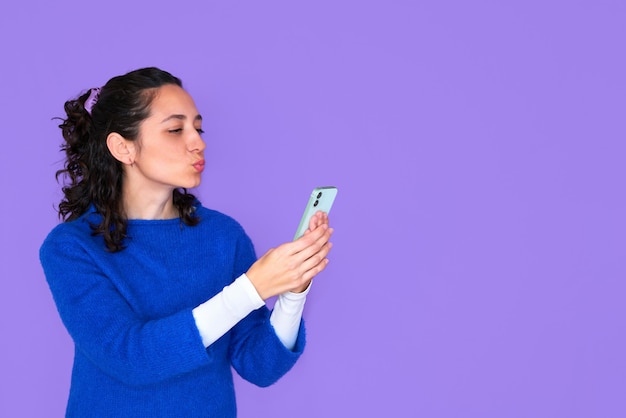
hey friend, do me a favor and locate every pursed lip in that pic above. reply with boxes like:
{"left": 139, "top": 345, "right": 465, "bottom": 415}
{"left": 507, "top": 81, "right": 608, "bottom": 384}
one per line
{"left": 193, "top": 159, "right": 205, "bottom": 172}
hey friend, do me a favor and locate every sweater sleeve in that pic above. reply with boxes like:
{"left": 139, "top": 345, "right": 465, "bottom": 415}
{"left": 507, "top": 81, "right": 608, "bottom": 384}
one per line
{"left": 227, "top": 231, "right": 306, "bottom": 387}
{"left": 39, "top": 232, "right": 211, "bottom": 387}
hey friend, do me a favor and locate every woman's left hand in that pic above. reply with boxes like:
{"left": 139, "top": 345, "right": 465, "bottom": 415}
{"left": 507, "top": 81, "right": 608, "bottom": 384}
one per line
{"left": 245, "top": 211, "right": 333, "bottom": 299}
{"left": 292, "top": 211, "right": 330, "bottom": 293}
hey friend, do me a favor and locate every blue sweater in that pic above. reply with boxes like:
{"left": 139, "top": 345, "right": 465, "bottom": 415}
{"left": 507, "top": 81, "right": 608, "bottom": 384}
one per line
{"left": 40, "top": 204, "right": 305, "bottom": 417}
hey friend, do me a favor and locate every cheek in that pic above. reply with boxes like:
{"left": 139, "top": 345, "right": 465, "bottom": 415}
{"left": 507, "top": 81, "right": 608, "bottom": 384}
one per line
{"left": 141, "top": 143, "right": 181, "bottom": 163}
{"left": 165, "top": 141, "right": 189, "bottom": 156}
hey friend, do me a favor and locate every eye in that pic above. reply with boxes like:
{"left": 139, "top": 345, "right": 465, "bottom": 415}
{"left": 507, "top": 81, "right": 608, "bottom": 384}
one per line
{"left": 196, "top": 128, "right": 205, "bottom": 135}
{"left": 168, "top": 128, "right": 183, "bottom": 134}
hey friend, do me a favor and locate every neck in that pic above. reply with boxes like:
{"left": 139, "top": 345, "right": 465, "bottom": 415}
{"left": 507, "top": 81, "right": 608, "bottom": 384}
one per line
{"left": 122, "top": 186, "right": 178, "bottom": 220}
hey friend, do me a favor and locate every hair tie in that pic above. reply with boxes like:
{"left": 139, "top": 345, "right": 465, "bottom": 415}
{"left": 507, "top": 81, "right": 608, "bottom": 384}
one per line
{"left": 84, "top": 87, "right": 101, "bottom": 115}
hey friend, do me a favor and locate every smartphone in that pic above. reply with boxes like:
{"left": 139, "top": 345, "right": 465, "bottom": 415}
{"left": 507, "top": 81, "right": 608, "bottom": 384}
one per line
{"left": 293, "top": 186, "right": 338, "bottom": 240}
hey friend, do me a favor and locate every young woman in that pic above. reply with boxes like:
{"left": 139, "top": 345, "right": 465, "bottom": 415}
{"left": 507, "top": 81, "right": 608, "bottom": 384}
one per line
{"left": 40, "top": 67, "right": 333, "bottom": 417}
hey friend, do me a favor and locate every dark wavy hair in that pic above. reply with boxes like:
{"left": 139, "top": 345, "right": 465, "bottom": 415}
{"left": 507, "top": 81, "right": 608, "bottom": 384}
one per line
{"left": 56, "top": 67, "right": 199, "bottom": 252}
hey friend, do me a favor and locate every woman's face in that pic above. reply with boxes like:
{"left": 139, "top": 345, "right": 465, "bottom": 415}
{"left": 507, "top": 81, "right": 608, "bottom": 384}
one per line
{"left": 129, "top": 84, "right": 206, "bottom": 192}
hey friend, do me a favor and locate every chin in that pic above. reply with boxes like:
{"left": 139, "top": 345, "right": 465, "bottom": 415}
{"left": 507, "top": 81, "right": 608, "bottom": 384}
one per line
{"left": 183, "top": 179, "right": 202, "bottom": 189}
{"left": 175, "top": 173, "right": 203, "bottom": 190}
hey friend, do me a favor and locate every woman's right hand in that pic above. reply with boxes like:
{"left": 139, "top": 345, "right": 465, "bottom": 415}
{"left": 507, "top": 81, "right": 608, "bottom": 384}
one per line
{"left": 246, "top": 212, "right": 333, "bottom": 300}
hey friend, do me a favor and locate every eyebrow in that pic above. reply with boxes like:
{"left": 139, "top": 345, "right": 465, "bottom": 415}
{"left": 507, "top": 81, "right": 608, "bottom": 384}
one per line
{"left": 161, "top": 114, "right": 203, "bottom": 123}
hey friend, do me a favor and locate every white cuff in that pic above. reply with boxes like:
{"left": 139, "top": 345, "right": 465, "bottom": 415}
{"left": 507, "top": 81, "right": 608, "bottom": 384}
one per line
{"left": 269, "top": 282, "right": 311, "bottom": 350}
{"left": 192, "top": 274, "right": 265, "bottom": 348}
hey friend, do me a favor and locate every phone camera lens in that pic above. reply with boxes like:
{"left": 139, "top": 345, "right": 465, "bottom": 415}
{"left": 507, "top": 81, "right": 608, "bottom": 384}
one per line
{"left": 317, "top": 192, "right": 323, "bottom": 199}
{"left": 314, "top": 200, "right": 319, "bottom": 207}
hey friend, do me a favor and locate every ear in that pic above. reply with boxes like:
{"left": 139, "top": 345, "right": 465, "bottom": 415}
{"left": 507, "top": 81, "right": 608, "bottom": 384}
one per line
{"left": 106, "top": 132, "right": 136, "bottom": 165}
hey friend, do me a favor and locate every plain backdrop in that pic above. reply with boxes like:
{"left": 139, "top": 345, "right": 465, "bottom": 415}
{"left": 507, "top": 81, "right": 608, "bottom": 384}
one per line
{"left": 1, "top": 1, "right": 625, "bottom": 417}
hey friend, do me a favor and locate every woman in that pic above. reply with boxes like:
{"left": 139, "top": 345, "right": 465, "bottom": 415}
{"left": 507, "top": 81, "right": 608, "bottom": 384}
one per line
{"left": 40, "top": 67, "right": 333, "bottom": 417}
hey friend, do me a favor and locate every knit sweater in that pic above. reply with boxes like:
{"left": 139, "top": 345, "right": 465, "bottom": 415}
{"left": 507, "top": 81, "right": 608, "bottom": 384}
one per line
{"left": 39, "top": 204, "right": 305, "bottom": 417}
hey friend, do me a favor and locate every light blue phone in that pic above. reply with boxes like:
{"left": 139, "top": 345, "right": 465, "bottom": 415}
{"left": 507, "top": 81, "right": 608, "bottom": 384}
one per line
{"left": 293, "top": 186, "right": 338, "bottom": 240}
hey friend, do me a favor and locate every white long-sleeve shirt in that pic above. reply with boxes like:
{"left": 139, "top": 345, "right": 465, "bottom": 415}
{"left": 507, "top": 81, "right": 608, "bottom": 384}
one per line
{"left": 192, "top": 274, "right": 310, "bottom": 350}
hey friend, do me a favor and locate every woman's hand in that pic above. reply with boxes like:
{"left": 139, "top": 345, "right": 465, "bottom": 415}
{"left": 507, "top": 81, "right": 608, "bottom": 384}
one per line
{"left": 246, "top": 212, "right": 333, "bottom": 300}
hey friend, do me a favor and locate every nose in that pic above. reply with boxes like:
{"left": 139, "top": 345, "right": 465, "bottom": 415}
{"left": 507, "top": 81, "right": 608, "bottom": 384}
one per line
{"left": 188, "top": 130, "right": 206, "bottom": 153}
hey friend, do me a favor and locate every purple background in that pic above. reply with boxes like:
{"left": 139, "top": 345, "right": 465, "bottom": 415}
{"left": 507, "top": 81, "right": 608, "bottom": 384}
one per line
{"left": 1, "top": 1, "right": 625, "bottom": 417}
